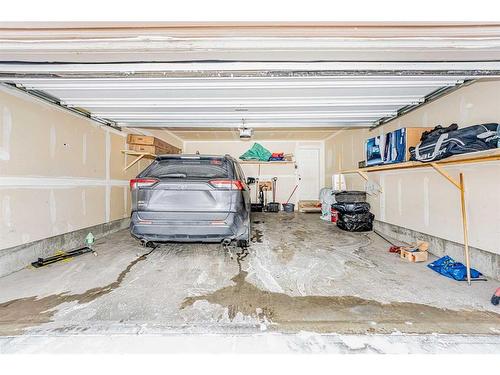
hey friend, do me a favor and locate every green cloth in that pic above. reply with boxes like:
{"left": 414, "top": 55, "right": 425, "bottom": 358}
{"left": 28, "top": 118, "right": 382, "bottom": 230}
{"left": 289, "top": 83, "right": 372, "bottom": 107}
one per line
{"left": 239, "top": 143, "right": 272, "bottom": 161}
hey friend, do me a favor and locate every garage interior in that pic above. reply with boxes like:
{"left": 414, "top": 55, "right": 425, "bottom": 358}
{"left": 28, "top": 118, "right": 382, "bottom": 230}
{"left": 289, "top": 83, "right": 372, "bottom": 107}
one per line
{"left": 0, "top": 23, "right": 499, "bottom": 353}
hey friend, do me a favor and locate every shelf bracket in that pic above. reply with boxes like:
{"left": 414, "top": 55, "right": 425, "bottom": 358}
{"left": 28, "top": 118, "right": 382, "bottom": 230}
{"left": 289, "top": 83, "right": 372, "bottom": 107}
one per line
{"left": 124, "top": 154, "right": 145, "bottom": 171}
{"left": 429, "top": 162, "right": 461, "bottom": 190}
{"left": 121, "top": 150, "right": 156, "bottom": 172}
{"left": 356, "top": 170, "right": 382, "bottom": 194}
{"left": 357, "top": 170, "right": 369, "bottom": 181}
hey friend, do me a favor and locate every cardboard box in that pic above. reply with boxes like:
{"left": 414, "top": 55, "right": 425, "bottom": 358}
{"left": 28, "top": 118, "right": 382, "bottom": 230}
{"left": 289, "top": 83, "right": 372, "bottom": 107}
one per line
{"left": 400, "top": 249, "right": 429, "bottom": 262}
{"left": 127, "top": 134, "right": 168, "bottom": 148}
{"left": 399, "top": 241, "right": 429, "bottom": 262}
{"left": 128, "top": 143, "right": 181, "bottom": 155}
{"left": 129, "top": 144, "right": 166, "bottom": 154}
{"left": 127, "top": 134, "right": 182, "bottom": 155}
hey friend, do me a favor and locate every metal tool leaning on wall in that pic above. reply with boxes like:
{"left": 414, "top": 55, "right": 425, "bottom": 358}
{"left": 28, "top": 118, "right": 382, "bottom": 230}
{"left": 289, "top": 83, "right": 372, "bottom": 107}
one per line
{"left": 266, "top": 177, "right": 280, "bottom": 212}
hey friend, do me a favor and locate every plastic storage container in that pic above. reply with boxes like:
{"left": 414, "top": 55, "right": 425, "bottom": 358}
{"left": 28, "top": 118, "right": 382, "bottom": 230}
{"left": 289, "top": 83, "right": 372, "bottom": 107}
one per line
{"left": 266, "top": 202, "right": 280, "bottom": 212}
{"left": 251, "top": 203, "right": 263, "bottom": 212}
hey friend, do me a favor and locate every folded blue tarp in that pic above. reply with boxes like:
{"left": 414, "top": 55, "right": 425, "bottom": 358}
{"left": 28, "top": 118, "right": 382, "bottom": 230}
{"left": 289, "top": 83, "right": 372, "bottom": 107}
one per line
{"left": 427, "top": 255, "right": 482, "bottom": 281}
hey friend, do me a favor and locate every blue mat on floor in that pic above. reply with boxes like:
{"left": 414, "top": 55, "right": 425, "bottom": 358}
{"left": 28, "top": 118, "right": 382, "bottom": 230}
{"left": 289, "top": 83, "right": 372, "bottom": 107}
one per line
{"left": 427, "top": 255, "right": 482, "bottom": 281}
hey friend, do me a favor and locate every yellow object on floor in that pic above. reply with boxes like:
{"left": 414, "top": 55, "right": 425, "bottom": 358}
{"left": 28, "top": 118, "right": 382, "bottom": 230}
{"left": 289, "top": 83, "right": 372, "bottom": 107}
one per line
{"left": 298, "top": 200, "right": 321, "bottom": 213}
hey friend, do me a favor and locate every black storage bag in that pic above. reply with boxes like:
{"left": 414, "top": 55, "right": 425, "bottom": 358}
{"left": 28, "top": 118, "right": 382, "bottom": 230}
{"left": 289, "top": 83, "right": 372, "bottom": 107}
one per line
{"left": 336, "top": 212, "right": 375, "bottom": 232}
{"left": 334, "top": 191, "right": 367, "bottom": 203}
{"left": 409, "top": 123, "right": 499, "bottom": 162}
{"left": 332, "top": 202, "right": 371, "bottom": 214}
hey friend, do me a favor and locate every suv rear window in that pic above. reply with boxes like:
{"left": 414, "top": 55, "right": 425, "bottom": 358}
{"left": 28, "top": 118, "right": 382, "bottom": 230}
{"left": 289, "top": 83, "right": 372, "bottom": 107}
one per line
{"left": 142, "top": 157, "right": 232, "bottom": 179}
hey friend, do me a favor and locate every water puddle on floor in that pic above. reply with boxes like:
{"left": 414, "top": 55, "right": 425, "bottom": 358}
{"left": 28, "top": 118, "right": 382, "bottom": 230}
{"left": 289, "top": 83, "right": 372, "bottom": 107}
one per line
{"left": 180, "top": 268, "right": 500, "bottom": 334}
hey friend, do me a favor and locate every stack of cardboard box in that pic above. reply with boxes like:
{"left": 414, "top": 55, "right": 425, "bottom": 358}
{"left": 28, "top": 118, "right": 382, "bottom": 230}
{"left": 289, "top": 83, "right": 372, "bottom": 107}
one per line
{"left": 126, "top": 134, "right": 181, "bottom": 155}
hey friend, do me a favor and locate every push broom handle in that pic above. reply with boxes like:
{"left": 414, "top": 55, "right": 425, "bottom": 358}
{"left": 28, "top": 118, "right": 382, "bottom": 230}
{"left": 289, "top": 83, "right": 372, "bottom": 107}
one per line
{"left": 285, "top": 185, "right": 298, "bottom": 204}
{"left": 272, "top": 177, "right": 277, "bottom": 202}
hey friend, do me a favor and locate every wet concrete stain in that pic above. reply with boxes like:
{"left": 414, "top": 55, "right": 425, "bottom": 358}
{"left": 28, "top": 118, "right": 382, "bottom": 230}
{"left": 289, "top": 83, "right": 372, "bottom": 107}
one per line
{"left": 0, "top": 248, "right": 155, "bottom": 335}
{"left": 291, "top": 229, "right": 307, "bottom": 240}
{"left": 235, "top": 247, "right": 249, "bottom": 272}
{"left": 270, "top": 226, "right": 309, "bottom": 264}
{"left": 251, "top": 229, "right": 263, "bottom": 243}
{"left": 181, "top": 270, "right": 500, "bottom": 334}
{"left": 273, "top": 243, "right": 296, "bottom": 263}
{"left": 278, "top": 214, "right": 296, "bottom": 222}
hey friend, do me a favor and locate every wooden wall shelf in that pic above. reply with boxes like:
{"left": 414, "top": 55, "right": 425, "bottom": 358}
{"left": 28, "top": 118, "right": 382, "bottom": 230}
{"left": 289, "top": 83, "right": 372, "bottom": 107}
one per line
{"left": 239, "top": 160, "right": 295, "bottom": 165}
{"left": 341, "top": 148, "right": 500, "bottom": 175}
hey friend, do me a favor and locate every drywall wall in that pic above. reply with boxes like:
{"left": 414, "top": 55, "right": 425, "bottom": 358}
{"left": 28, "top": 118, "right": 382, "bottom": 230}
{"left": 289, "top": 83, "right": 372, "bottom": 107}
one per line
{"left": 171, "top": 129, "right": 336, "bottom": 141}
{"left": 0, "top": 85, "right": 155, "bottom": 250}
{"left": 325, "top": 79, "right": 500, "bottom": 259}
{"left": 183, "top": 140, "right": 325, "bottom": 205}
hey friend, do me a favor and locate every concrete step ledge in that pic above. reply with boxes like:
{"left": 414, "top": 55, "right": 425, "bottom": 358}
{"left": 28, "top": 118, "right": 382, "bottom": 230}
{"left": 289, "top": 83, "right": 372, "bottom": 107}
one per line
{"left": 0, "top": 218, "right": 130, "bottom": 278}
{"left": 374, "top": 220, "right": 500, "bottom": 281}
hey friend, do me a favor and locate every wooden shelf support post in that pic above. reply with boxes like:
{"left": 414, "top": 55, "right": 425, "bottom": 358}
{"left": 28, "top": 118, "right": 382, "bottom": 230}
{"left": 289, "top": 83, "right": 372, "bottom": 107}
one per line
{"left": 459, "top": 173, "right": 472, "bottom": 286}
{"left": 430, "top": 162, "right": 471, "bottom": 285}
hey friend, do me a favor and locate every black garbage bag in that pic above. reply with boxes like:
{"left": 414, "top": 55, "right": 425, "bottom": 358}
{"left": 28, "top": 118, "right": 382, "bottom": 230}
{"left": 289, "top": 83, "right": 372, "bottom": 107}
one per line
{"left": 409, "top": 123, "right": 499, "bottom": 162}
{"left": 336, "top": 212, "right": 375, "bottom": 232}
{"left": 332, "top": 202, "right": 371, "bottom": 214}
{"left": 334, "top": 191, "right": 366, "bottom": 203}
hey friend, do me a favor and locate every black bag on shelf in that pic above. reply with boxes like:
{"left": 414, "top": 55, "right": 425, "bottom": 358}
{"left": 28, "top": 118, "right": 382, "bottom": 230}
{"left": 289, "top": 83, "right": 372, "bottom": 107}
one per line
{"left": 336, "top": 212, "right": 375, "bottom": 232}
{"left": 419, "top": 123, "right": 458, "bottom": 142}
{"left": 409, "top": 123, "right": 499, "bottom": 162}
{"left": 331, "top": 202, "right": 371, "bottom": 214}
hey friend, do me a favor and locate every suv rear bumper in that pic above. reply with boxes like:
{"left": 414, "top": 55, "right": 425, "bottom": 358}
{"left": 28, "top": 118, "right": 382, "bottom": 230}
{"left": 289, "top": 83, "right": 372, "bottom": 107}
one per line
{"left": 130, "top": 211, "right": 249, "bottom": 243}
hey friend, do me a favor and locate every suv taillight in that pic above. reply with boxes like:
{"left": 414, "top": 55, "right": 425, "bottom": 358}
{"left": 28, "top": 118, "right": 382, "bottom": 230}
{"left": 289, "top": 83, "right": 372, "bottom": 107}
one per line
{"left": 209, "top": 179, "right": 243, "bottom": 190}
{"left": 130, "top": 178, "right": 159, "bottom": 190}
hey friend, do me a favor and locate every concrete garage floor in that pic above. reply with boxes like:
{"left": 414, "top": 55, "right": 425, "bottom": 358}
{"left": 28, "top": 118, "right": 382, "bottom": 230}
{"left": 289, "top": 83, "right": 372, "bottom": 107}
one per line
{"left": 0, "top": 213, "right": 499, "bottom": 353}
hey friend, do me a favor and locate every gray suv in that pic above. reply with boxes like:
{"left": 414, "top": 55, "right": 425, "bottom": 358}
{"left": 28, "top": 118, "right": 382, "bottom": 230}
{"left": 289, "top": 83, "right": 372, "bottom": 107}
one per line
{"left": 130, "top": 154, "right": 251, "bottom": 247}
